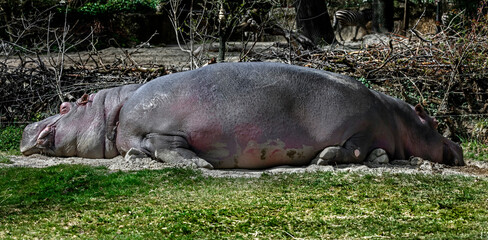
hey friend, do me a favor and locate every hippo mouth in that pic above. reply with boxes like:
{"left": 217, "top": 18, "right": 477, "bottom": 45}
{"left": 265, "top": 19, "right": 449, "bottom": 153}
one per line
{"left": 36, "top": 125, "right": 56, "bottom": 151}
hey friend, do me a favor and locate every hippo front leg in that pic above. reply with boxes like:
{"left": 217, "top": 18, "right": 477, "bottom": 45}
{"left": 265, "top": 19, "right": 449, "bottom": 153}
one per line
{"left": 131, "top": 133, "right": 214, "bottom": 169}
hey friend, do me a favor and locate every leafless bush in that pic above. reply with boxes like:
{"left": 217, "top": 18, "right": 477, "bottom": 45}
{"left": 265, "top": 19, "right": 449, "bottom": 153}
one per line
{"left": 166, "top": 0, "right": 285, "bottom": 67}
{"left": 0, "top": 5, "right": 169, "bottom": 126}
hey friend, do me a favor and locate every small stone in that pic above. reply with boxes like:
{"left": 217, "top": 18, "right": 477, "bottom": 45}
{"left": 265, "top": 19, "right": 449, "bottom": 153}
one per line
{"left": 419, "top": 161, "right": 432, "bottom": 171}
{"left": 410, "top": 157, "right": 423, "bottom": 166}
{"left": 432, "top": 163, "right": 444, "bottom": 172}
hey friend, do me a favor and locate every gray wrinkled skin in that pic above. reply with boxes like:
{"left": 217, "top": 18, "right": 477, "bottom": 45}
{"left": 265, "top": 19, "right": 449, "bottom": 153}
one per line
{"left": 21, "top": 62, "right": 464, "bottom": 169}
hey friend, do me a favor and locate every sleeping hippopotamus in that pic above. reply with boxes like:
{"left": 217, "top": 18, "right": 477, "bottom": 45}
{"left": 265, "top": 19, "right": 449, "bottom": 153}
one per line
{"left": 20, "top": 62, "right": 464, "bottom": 169}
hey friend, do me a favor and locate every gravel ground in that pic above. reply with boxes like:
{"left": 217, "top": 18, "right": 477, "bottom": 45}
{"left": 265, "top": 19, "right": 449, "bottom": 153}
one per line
{"left": 2, "top": 154, "right": 487, "bottom": 178}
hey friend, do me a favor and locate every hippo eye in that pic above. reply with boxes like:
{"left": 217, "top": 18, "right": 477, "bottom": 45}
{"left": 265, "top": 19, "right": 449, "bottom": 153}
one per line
{"left": 60, "top": 102, "right": 71, "bottom": 114}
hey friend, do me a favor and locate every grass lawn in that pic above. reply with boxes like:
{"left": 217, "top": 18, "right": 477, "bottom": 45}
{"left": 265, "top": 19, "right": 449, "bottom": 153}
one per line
{"left": 1, "top": 165, "right": 487, "bottom": 239}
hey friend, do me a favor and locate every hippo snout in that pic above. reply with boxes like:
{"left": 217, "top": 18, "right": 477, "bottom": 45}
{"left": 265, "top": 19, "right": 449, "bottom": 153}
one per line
{"left": 443, "top": 140, "right": 464, "bottom": 166}
{"left": 20, "top": 115, "right": 59, "bottom": 156}
{"left": 20, "top": 122, "right": 43, "bottom": 156}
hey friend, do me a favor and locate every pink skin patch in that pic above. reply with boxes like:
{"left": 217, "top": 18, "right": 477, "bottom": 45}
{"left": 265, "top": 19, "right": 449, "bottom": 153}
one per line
{"left": 185, "top": 110, "right": 224, "bottom": 152}
{"left": 236, "top": 139, "right": 314, "bottom": 168}
{"left": 186, "top": 111, "right": 225, "bottom": 151}
{"left": 234, "top": 123, "right": 263, "bottom": 145}
{"left": 36, "top": 125, "right": 55, "bottom": 149}
{"left": 189, "top": 124, "right": 224, "bottom": 152}
{"left": 354, "top": 149, "right": 360, "bottom": 158}
{"left": 38, "top": 126, "right": 52, "bottom": 139}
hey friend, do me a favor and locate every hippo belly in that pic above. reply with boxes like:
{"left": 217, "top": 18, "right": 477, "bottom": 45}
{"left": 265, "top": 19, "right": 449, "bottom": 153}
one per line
{"left": 180, "top": 112, "right": 321, "bottom": 169}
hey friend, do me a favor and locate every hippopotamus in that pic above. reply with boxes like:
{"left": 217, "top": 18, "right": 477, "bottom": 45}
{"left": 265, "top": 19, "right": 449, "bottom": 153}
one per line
{"left": 20, "top": 62, "right": 464, "bottom": 169}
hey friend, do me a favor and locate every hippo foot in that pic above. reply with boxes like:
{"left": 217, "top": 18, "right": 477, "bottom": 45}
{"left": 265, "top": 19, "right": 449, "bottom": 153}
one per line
{"left": 125, "top": 148, "right": 149, "bottom": 161}
{"left": 311, "top": 146, "right": 343, "bottom": 166}
{"left": 155, "top": 150, "right": 214, "bottom": 169}
{"left": 365, "top": 148, "right": 389, "bottom": 165}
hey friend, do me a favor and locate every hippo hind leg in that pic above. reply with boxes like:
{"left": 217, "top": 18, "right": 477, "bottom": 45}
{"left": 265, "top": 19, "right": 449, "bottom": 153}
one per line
{"left": 135, "top": 133, "right": 213, "bottom": 169}
{"left": 312, "top": 146, "right": 390, "bottom": 166}
{"left": 312, "top": 135, "right": 371, "bottom": 165}
{"left": 312, "top": 146, "right": 364, "bottom": 165}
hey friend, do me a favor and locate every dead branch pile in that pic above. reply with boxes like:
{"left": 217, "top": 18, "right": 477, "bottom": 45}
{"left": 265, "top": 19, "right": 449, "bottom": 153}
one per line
{"left": 0, "top": 47, "right": 174, "bottom": 125}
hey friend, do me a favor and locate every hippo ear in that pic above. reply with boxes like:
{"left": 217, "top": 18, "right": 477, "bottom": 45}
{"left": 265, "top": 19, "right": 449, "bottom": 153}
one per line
{"left": 415, "top": 104, "right": 427, "bottom": 118}
{"left": 77, "top": 94, "right": 90, "bottom": 106}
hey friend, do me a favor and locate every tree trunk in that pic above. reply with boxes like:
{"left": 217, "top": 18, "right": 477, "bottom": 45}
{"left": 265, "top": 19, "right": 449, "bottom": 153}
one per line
{"left": 2, "top": 2, "right": 14, "bottom": 42}
{"left": 372, "top": 0, "right": 394, "bottom": 33}
{"left": 402, "top": 0, "right": 410, "bottom": 34}
{"left": 218, "top": 24, "right": 226, "bottom": 62}
{"left": 293, "top": 0, "right": 335, "bottom": 45}
{"left": 436, "top": 0, "right": 442, "bottom": 33}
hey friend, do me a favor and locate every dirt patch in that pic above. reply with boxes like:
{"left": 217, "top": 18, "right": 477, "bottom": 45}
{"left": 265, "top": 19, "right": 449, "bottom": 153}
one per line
{"left": 1, "top": 154, "right": 487, "bottom": 178}
{"left": 453, "top": 161, "right": 488, "bottom": 176}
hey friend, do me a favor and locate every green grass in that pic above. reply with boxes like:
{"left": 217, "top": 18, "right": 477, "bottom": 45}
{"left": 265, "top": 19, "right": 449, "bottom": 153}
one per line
{"left": 1, "top": 165, "right": 488, "bottom": 239}
{"left": 0, "top": 154, "right": 12, "bottom": 164}
{"left": 463, "top": 140, "right": 488, "bottom": 162}
{"left": 0, "top": 125, "right": 23, "bottom": 155}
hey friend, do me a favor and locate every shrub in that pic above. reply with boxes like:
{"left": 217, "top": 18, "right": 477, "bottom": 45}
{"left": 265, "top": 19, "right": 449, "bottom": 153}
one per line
{"left": 0, "top": 126, "right": 24, "bottom": 152}
{"left": 77, "top": 0, "right": 163, "bottom": 15}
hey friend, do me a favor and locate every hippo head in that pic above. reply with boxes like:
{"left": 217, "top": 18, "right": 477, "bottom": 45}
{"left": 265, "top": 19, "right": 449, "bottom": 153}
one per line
{"left": 409, "top": 104, "right": 464, "bottom": 166}
{"left": 20, "top": 93, "right": 119, "bottom": 158}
